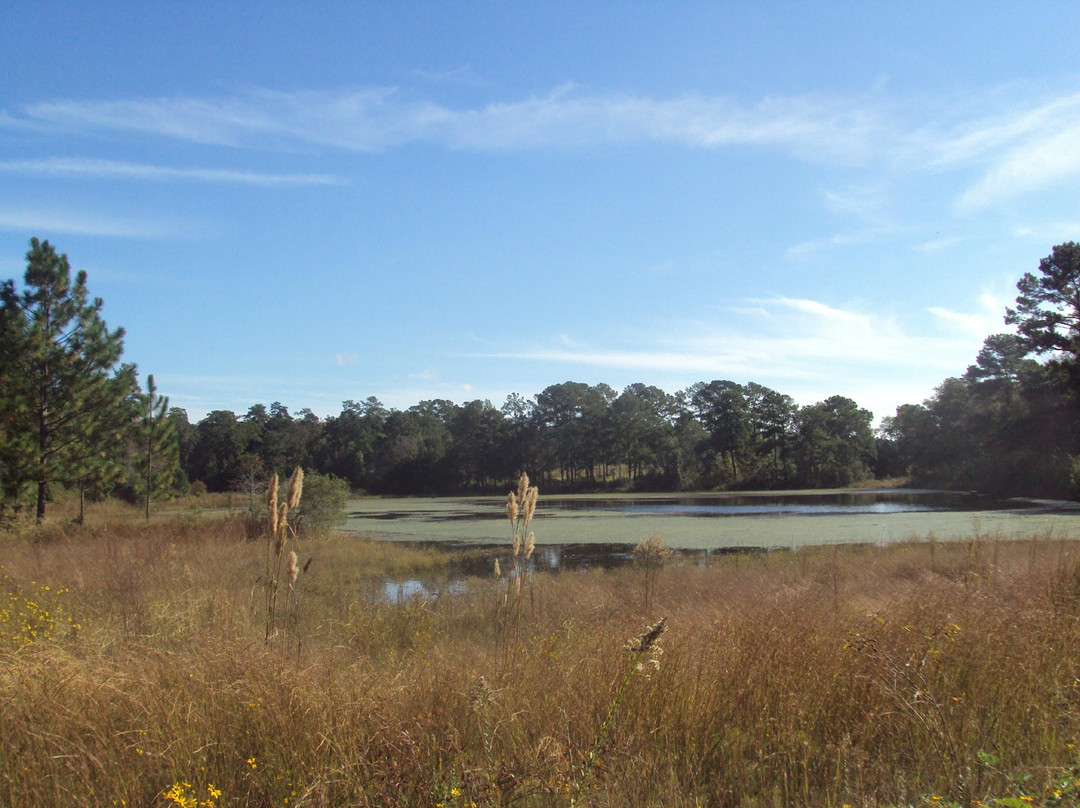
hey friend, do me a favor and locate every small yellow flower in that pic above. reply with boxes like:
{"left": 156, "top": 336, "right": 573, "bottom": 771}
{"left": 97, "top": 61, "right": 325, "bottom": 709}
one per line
{"left": 247, "top": 757, "right": 257, "bottom": 770}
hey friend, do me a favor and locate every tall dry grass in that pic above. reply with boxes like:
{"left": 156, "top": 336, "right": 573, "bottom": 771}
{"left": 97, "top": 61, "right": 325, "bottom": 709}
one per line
{"left": 2, "top": 513, "right": 1080, "bottom": 807}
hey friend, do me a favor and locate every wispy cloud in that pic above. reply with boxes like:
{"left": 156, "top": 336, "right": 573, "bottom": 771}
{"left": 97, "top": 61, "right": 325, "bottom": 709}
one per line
{"left": 0, "top": 157, "right": 345, "bottom": 186}
{"left": 922, "top": 90, "right": 1080, "bottom": 209}
{"left": 480, "top": 295, "right": 1000, "bottom": 418}
{"left": 787, "top": 228, "right": 892, "bottom": 258}
{"left": 0, "top": 208, "right": 185, "bottom": 239}
{"left": 957, "top": 123, "right": 1080, "bottom": 209}
{"left": 7, "top": 82, "right": 1080, "bottom": 211}
{"left": 6, "top": 86, "right": 889, "bottom": 162}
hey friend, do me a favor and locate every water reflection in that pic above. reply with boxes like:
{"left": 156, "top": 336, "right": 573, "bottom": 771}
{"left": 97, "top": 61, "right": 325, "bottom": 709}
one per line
{"left": 376, "top": 541, "right": 768, "bottom": 603}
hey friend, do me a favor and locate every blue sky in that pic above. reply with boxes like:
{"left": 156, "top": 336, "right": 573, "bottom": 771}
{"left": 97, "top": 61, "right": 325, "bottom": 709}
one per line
{"left": 2, "top": 2, "right": 1079, "bottom": 424}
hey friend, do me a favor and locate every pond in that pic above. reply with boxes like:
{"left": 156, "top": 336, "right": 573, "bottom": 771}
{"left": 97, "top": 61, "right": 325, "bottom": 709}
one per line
{"left": 343, "top": 488, "right": 1080, "bottom": 552}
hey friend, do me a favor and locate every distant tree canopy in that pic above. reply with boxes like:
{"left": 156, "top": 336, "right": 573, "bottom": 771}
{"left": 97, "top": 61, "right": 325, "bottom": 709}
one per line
{"left": 177, "top": 379, "right": 878, "bottom": 496}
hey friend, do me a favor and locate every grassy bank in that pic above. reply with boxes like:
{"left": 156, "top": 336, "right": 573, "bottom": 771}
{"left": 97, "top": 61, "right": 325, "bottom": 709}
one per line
{"left": 2, "top": 512, "right": 1080, "bottom": 807}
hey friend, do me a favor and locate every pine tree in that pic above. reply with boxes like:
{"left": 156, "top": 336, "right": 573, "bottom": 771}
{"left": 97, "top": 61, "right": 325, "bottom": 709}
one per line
{"left": 67, "top": 367, "right": 135, "bottom": 523}
{"left": 137, "top": 373, "right": 179, "bottom": 520}
{"left": 0, "top": 238, "right": 130, "bottom": 522}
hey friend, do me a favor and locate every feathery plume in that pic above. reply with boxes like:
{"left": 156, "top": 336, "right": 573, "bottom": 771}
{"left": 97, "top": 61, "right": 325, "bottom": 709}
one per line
{"left": 494, "top": 558, "right": 502, "bottom": 578}
{"left": 523, "top": 486, "right": 539, "bottom": 526}
{"left": 524, "top": 531, "right": 535, "bottom": 560}
{"left": 507, "top": 491, "right": 519, "bottom": 524}
{"left": 267, "top": 474, "right": 279, "bottom": 536}
{"left": 275, "top": 502, "right": 289, "bottom": 556}
{"left": 286, "top": 466, "right": 304, "bottom": 510}
{"left": 513, "top": 531, "right": 521, "bottom": 558}
{"left": 267, "top": 473, "right": 279, "bottom": 509}
{"left": 287, "top": 551, "right": 299, "bottom": 587}
{"left": 517, "top": 472, "right": 529, "bottom": 508}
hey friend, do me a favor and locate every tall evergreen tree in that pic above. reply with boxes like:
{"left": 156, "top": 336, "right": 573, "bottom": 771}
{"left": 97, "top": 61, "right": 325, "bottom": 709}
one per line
{"left": 67, "top": 364, "right": 135, "bottom": 523}
{"left": 136, "top": 374, "right": 179, "bottom": 520}
{"left": 0, "top": 238, "right": 130, "bottom": 521}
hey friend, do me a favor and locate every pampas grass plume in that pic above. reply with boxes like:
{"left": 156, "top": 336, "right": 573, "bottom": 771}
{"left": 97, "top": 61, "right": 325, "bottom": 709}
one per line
{"left": 523, "top": 486, "right": 538, "bottom": 525}
{"left": 507, "top": 492, "right": 518, "bottom": 524}
{"left": 287, "top": 551, "right": 299, "bottom": 587}
{"left": 287, "top": 466, "right": 304, "bottom": 510}
{"left": 276, "top": 502, "right": 289, "bottom": 556}
{"left": 516, "top": 473, "right": 529, "bottom": 509}
{"left": 268, "top": 474, "right": 279, "bottom": 536}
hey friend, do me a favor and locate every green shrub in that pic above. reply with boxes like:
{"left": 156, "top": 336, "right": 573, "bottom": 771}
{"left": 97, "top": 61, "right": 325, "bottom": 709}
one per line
{"left": 293, "top": 471, "right": 349, "bottom": 536}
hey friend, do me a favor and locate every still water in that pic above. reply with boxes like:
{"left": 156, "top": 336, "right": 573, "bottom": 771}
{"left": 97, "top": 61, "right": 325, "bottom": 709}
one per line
{"left": 541, "top": 489, "right": 1034, "bottom": 517}
{"left": 358, "top": 489, "right": 1080, "bottom": 602}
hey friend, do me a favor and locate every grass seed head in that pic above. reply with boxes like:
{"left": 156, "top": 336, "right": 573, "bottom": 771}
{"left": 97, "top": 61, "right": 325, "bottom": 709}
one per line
{"left": 286, "top": 466, "right": 304, "bottom": 510}
{"left": 268, "top": 475, "right": 280, "bottom": 535}
{"left": 626, "top": 616, "right": 667, "bottom": 654}
{"left": 634, "top": 535, "right": 670, "bottom": 569}
{"left": 516, "top": 473, "right": 529, "bottom": 508}
{"left": 287, "top": 551, "right": 299, "bottom": 587}
{"left": 507, "top": 491, "right": 519, "bottom": 524}
{"left": 525, "top": 531, "right": 535, "bottom": 560}
{"left": 523, "top": 486, "right": 538, "bottom": 526}
{"left": 469, "top": 675, "right": 495, "bottom": 712}
{"left": 267, "top": 473, "right": 279, "bottom": 509}
{"left": 275, "top": 502, "right": 289, "bottom": 555}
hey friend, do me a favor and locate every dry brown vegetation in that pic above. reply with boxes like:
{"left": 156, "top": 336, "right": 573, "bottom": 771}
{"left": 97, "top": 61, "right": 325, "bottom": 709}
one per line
{"left": 3, "top": 505, "right": 1080, "bottom": 807}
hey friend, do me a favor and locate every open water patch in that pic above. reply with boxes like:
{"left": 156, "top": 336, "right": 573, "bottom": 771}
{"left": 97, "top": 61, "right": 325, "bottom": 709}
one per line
{"left": 371, "top": 541, "right": 769, "bottom": 603}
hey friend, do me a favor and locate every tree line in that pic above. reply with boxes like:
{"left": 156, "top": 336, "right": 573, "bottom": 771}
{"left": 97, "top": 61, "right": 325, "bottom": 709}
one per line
{"left": 170, "top": 382, "right": 878, "bottom": 497}
{"left": 3, "top": 238, "right": 1080, "bottom": 519}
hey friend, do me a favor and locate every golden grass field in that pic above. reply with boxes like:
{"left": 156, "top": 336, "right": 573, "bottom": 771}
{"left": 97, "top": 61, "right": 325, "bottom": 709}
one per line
{"left": 4, "top": 491, "right": 1080, "bottom": 807}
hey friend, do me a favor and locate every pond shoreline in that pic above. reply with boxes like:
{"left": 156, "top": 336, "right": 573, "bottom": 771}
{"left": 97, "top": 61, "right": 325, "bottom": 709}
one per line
{"left": 342, "top": 489, "right": 1080, "bottom": 550}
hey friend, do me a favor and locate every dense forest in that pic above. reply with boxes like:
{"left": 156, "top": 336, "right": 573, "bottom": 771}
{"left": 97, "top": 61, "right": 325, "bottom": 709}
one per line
{"left": 3, "top": 238, "right": 1080, "bottom": 520}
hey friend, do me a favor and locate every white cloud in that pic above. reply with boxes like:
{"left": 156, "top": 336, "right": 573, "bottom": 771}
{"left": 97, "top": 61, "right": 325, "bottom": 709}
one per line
{"left": 927, "top": 306, "right": 988, "bottom": 335}
{"left": 480, "top": 294, "right": 1000, "bottom": 420}
{"left": 913, "top": 236, "right": 965, "bottom": 253}
{"left": 958, "top": 124, "right": 1080, "bottom": 209}
{"left": 787, "top": 228, "right": 891, "bottom": 258}
{"left": 9, "top": 84, "right": 1080, "bottom": 212}
{"left": 0, "top": 208, "right": 184, "bottom": 239}
{"left": 7, "top": 86, "right": 889, "bottom": 162}
{"left": 0, "top": 157, "right": 345, "bottom": 186}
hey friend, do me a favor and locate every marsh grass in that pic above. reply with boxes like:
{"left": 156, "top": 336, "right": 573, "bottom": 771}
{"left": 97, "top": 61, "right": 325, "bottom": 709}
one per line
{"left": 4, "top": 509, "right": 1080, "bottom": 806}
